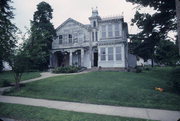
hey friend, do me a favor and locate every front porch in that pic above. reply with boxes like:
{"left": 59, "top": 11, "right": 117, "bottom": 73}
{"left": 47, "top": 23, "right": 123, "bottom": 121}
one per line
{"left": 50, "top": 48, "right": 91, "bottom": 68}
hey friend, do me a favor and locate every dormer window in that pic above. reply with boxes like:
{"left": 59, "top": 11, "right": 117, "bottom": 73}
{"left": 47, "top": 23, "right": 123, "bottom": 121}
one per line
{"left": 59, "top": 35, "right": 62, "bottom": 44}
{"left": 93, "top": 21, "right": 96, "bottom": 27}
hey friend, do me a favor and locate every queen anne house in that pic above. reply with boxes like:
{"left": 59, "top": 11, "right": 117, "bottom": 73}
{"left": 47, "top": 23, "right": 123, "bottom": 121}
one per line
{"left": 50, "top": 9, "right": 129, "bottom": 69}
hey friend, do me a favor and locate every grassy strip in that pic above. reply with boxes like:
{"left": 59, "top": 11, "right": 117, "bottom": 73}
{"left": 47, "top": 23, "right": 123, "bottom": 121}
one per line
{"left": 0, "top": 71, "right": 41, "bottom": 87}
{"left": 5, "top": 67, "right": 180, "bottom": 110}
{"left": 0, "top": 103, "right": 156, "bottom": 121}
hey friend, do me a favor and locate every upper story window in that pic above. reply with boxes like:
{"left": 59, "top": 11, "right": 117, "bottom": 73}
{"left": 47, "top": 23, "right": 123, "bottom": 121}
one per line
{"left": 116, "top": 46, "right": 122, "bottom": 61}
{"left": 100, "top": 48, "right": 106, "bottom": 61}
{"left": 73, "top": 33, "right": 78, "bottom": 43}
{"left": 59, "top": 35, "right": 62, "bottom": 44}
{"left": 92, "top": 32, "right": 94, "bottom": 41}
{"left": 95, "top": 32, "right": 98, "bottom": 41}
{"left": 63, "top": 34, "right": 68, "bottom": 44}
{"left": 69, "top": 34, "right": 72, "bottom": 43}
{"left": 108, "top": 47, "right": 113, "bottom": 61}
{"left": 115, "top": 24, "right": 120, "bottom": 37}
{"left": 101, "top": 25, "right": 106, "bottom": 38}
{"left": 93, "top": 21, "right": 96, "bottom": 27}
{"left": 108, "top": 24, "right": 113, "bottom": 38}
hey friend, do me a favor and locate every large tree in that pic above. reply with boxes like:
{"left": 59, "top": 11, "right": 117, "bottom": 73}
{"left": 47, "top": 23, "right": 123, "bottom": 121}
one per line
{"left": 155, "top": 39, "right": 179, "bottom": 66}
{"left": 26, "top": 1, "right": 56, "bottom": 70}
{"left": 126, "top": 0, "right": 179, "bottom": 66}
{"left": 176, "top": 0, "right": 180, "bottom": 55}
{"left": 0, "top": 0, "right": 17, "bottom": 72}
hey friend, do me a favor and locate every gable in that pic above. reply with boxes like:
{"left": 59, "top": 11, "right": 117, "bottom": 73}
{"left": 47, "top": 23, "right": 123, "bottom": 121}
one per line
{"left": 56, "top": 18, "right": 90, "bottom": 32}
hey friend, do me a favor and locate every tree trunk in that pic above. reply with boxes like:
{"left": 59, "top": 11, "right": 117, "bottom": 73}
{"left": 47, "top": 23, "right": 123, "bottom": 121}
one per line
{"left": 176, "top": 0, "right": 180, "bottom": 55}
{"left": 14, "top": 73, "right": 22, "bottom": 90}
{"left": 151, "top": 58, "right": 154, "bottom": 68}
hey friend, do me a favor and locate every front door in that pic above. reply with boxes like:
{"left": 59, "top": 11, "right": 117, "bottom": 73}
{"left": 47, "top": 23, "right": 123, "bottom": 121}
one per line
{"left": 94, "top": 52, "right": 98, "bottom": 67}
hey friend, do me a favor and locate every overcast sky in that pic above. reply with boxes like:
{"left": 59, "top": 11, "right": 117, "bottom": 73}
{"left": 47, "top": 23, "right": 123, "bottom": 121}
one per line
{"left": 12, "top": 0, "right": 154, "bottom": 39}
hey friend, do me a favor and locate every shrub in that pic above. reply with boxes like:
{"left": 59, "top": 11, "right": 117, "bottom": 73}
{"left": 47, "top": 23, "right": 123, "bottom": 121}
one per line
{"left": 144, "top": 67, "right": 150, "bottom": 71}
{"left": 135, "top": 66, "right": 142, "bottom": 73}
{"left": 2, "top": 79, "right": 11, "bottom": 87}
{"left": 170, "top": 67, "right": 180, "bottom": 92}
{"left": 52, "top": 66, "right": 82, "bottom": 73}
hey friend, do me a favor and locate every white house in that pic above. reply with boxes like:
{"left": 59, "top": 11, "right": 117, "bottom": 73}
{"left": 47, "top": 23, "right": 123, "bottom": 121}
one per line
{"left": 50, "top": 9, "right": 129, "bottom": 69}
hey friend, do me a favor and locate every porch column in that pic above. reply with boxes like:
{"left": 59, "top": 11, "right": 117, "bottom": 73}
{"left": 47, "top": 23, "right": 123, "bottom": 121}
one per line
{"left": 81, "top": 49, "right": 84, "bottom": 67}
{"left": 69, "top": 50, "right": 72, "bottom": 66}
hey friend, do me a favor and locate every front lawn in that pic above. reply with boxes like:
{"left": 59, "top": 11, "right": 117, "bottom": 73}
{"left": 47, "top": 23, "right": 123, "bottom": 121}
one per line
{"left": 6, "top": 67, "right": 180, "bottom": 110}
{"left": 0, "top": 103, "right": 156, "bottom": 121}
{"left": 0, "top": 71, "right": 41, "bottom": 87}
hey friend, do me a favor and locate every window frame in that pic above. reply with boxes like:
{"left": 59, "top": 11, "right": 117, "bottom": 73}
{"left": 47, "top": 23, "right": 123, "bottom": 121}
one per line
{"left": 100, "top": 48, "right": 106, "bottom": 61}
{"left": 108, "top": 24, "right": 113, "bottom": 38}
{"left": 116, "top": 46, "right": 122, "bottom": 61}
{"left": 101, "top": 25, "right": 106, "bottom": 38}
{"left": 68, "top": 34, "right": 72, "bottom": 43}
{"left": 115, "top": 24, "right": 120, "bottom": 37}
{"left": 59, "top": 35, "right": 63, "bottom": 44}
{"left": 108, "top": 47, "right": 114, "bottom": 61}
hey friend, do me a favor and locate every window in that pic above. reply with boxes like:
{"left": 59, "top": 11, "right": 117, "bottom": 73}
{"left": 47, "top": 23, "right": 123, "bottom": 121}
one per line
{"left": 115, "top": 24, "right": 120, "bottom": 37}
{"left": 73, "top": 33, "right": 78, "bottom": 43}
{"left": 108, "top": 24, "right": 113, "bottom": 37}
{"left": 95, "top": 32, "right": 98, "bottom": 41}
{"left": 100, "top": 48, "right": 106, "bottom": 61}
{"left": 93, "top": 21, "right": 96, "bottom": 27}
{"left": 116, "top": 47, "right": 122, "bottom": 60}
{"left": 63, "top": 34, "right": 68, "bottom": 44}
{"left": 69, "top": 34, "right": 72, "bottom": 43}
{"left": 108, "top": 47, "right": 113, "bottom": 61}
{"left": 59, "top": 35, "right": 62, "bottom": 44}
{"left": 92, "top": 32, "right": 94, "bottom": 41}
{"left": 101, "top": 25, "right": 106, "bottom": 38}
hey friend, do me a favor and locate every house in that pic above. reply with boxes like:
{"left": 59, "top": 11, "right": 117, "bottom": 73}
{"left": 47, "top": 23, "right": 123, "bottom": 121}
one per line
{"left": 2, "top": 61, "right": 12, "bottom": 71}
{"left": 50, "top": 9, "right": 129, "bottom": 69}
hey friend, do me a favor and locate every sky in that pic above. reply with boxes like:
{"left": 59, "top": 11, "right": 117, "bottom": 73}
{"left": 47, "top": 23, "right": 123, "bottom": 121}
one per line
{"left": 12, "top": 0, "right": 154, "bottom": 43}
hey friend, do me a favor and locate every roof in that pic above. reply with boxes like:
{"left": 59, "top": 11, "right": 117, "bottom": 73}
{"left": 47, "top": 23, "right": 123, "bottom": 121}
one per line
{"left": 99, "top": 15, "right": 123, "bottom": 23}
{"left": 56, "top": 18, "right": 91, "bottom": 31}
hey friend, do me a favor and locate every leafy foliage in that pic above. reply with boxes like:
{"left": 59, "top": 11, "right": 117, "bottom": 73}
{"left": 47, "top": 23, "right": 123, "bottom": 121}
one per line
{"left": 52, "top": 66, "right": 81, "bottom": 73}
{"left": 155, "top": 40, "right": 179, "bottom": 65}
{"left": 170, "top": 67, "right": 180, "bottom": 92}
{"left": 25, "top": 1, "right": 56, "bottom": 71}
{"left": 10, "top": 50, "right": 30, "bottom": 89}
{"left": 127, "top": 0, "right": 176, "bottom": 34}
{"left": 126, "top": 0, "right": 178, "bottom": 66}
{"left": 0, "top": 0, "right": 17, "bottom": 72}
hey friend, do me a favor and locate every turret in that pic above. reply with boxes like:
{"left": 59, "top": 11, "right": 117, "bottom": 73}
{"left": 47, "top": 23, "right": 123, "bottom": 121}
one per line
{"left": 89, "top": 7, "right": 101, "bottom": 41}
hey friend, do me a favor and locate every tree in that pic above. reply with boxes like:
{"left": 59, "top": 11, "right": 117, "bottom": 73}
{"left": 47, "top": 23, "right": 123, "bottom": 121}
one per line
{"left": 130, "top": 12, "right": 161, "bottom": 67}
{"left": 10, "top": 50, "right": 30, "bottom": 89}
{"left": 126, "top": 0, "right": 179, "bottom": 66}
{"left": 155, "top": 39, "right": 179, "bottom": 66}
{"left": 126, "top": 0, "right": 176, "bottom": 36}
{"left": 0, "top": 0, "right": 17, "bottom": 72}
{"left": 176, "top": 0, "right": 180, "bottom": 55}
{"left": 26, "top": 1, "right": 56, "bottom": 70}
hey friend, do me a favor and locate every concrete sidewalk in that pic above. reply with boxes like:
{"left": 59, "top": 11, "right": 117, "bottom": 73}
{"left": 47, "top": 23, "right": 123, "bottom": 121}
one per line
{"left": 0, "top": 95, "right": 179, "bottom": 121}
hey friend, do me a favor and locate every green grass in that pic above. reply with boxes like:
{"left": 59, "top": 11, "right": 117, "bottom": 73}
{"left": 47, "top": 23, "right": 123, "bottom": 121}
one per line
{"left": 0, "top": 103, "right": 156, "bottom": 121}
{"left": 6, "top": 67, "right": 180, "bottom": 110}
{"left": 0, "top": 71, "right": 41, "bottom": 87}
